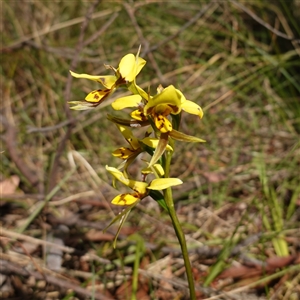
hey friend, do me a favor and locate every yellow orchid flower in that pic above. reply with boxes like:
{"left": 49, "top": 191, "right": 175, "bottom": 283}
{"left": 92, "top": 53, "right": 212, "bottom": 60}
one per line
{"left": 143, "top": 85, "right": 203, "bottom": 133}
{"left": 69, "top": 48, "right": 147, "bottom": 110}
{"left": 106, "top": 166, "right": 182, "bottom": 206}
{"left": 112, "top": 125, "right": 173, "bottom": 175}
{"left": 143, "top": 85, "right": 181, "bottom": 133}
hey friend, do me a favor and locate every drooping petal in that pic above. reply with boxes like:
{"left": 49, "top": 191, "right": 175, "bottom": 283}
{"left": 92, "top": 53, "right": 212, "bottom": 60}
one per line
{"left": 169, "top": 129, "right": 206, "bottom": 143}
{"left": 141, "top": 137, "right": 173, "bottom": 151}
{"left": 147, "top": 132, "right": 169, "bottom": 168}
{"left": 111, "top": 193, "right": 141, "bottom": 205}
{"left": 181, "top": 100, "right": 204, "bottom": 118}
{"left": 142, "top": 163, "right": 165, "bottom": 177}
{"left": 112, "top": 147, "right": 137, "bottom": 159}
{"left": 111, "top": 95, "right": 142, "bottom": 110}
{"left": 85, "top": 88, "right": 115, "bottom": 103}
{"left": 148, "top": 178, "right": 183, "bottom": 190}
{"left": 154, "top": 115, "right": 173, "bottom": 133}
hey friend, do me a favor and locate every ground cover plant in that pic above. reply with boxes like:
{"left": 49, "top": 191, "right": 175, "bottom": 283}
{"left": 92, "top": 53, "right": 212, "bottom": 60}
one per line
{"left": 1, "top": 0, "right": 300, "bottom": 299}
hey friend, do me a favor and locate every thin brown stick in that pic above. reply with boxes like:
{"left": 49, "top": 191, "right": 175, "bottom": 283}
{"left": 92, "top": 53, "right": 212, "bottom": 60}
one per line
{"left": 83, "top": 11, "right": 119, "bottom": 47}
{"left": 1, "top": 114, "right": 40, "bottom": 189}
{"left": 48, "top": 0, "right": 101, "bottom": 192}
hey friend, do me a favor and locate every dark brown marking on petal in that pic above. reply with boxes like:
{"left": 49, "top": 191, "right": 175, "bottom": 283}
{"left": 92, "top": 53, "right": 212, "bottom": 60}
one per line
{"left": 169, "top": 105, "right": 180, "bottom": 114}
{"left": 118, "top": 194, "right": 127, "bottom": 204}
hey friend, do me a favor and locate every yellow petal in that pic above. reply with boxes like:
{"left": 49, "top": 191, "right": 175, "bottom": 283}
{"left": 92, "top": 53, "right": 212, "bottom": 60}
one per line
{"left": 98, "top": 76, "right": 118, "bottom": 89}
{"left": 70, "top": 70, "right": 101, "bottom": 80}
{"left": 130, "top": 109, "right": 147, "bottom": 121}
{"left": 112, "top": 95, "right": 142, "bottom": 110}
{"left": 111, "top": 193, "right": 140, "bottom": 205}
{"left": 117, "top": 125, "right": 134, "bottom": 140}
{"left": 118, "top": 54, "right": 136, "bottom": 82}
{"left": 70, "top": 71, "right": 117, "bottom": 88}
{"left": 135, "top": 57, "right": 147, "bottom": 76}
{"left": 106, "top": 166, "right": 148, "bottom": 194}
{"left": 85, "top": 89, "right": 113, "bottom": 103}
{"left": 181, "top": 100, "right": 204, "bottom": 118}
{"left": 153, "top": 164, "right": 165, "bottom": 177}
{"left": 112, "top": 147, "right": 136, "bottom": 159}
{"left": 147, "top": 132, "right": 169, "bottom": 168}
{"left": 141, "top": 137, "right": 173, "bottom": 151}
{"left": 154, "top": 115, "right": 172, "bottom": 133}
{"left": 116, "top": 125, "right": 140, "bottom": 149}
{"left": 148, "top": 178, "right": 183, "bottom": 190}
{"left": 142, "top": 163, "right": 165, "bottom": 176}
{"left": 118, "top": 53, "right": 146, "bottom": 82}
{"left": 127, "top": 81, "right": 149, "bottom": 100}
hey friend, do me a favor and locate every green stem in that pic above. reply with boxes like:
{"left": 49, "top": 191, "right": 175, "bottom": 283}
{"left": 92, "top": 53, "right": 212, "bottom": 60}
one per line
{"left": 163, "top": 149, "right": 196, "bottom": 299}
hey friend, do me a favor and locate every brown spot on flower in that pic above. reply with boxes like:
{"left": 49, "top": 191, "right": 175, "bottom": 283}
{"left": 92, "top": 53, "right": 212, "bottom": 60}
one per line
{"left": 169, "top": 105, "right": 180, "bottom": 114}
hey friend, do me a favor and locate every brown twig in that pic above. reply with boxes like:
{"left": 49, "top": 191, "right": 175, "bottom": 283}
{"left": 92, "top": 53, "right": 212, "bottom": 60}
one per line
{"left": 0, "top": 259, "right": 112, "bottom": 300}
{"left": 1, "top": 113, "right": 40, "bottom": 189}
{"left": 82, "top": 11, "right": 119, "bottom": 48}
{"left": 47, "top": 0, "right": 102, "bottom": 192}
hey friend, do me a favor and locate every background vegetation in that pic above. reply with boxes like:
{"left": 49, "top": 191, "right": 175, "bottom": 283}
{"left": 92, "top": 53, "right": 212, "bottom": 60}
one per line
{"left": 1, "top": 0, "right": 300, "bottom": 299}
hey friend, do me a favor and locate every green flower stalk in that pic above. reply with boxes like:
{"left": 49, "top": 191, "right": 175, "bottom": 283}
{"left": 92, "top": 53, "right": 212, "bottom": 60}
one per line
{"left": 69, "top": 47, "right": 205, "bottom": 299}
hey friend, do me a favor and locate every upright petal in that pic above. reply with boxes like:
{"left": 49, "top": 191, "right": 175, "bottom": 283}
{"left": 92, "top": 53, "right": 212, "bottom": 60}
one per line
{"left": 119, "top": 54, "right": 137, "bottom": 82}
